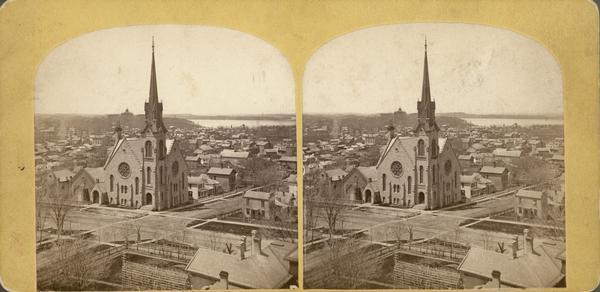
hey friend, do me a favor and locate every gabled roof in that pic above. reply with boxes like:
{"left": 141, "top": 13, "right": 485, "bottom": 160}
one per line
{"left": 185, "top": 243, "right": 291, "bottom": 289}
{"left": 479, "top": 166, "right": 508, "bottom": 175}
{"left": 516, "top": 189, "right": 543, "bottom": 200}
{"left": 458, "top": 245, "right": 563, "bottom": 288}
{"left": 53, "top": 169, "right": 74, "bottom": 182}
{"left": 84, "top": 167, "right": 105, "bottom": 182}
{"left": 243, "top": 190, "right": 272, "bottom": 201}
{"left": 279, "top": 156, "right": 297, "bottom": 163}
{"left": 493, "top": 148, "right": 522, "bottom": 158}
{"left": 354, "top": 166, "right": 377, "bottom": 182}
{"left": 324, "top": 168, "right": 347, "bottom": 181}
{"left": 221, "top": 149, "right": 250, "bottom": 159}
{"left": 207, "top": 167, "right": 235, "bottom": 176}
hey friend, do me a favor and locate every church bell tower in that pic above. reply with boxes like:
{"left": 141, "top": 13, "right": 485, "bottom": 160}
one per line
{"left": 142, "top": 38, "right": 167, "bottom": 211}
{"left": 415, "top": 38, "right": 441, "bottom": 209}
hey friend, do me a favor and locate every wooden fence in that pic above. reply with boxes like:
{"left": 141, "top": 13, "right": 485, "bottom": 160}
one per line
{"left": 121, "top": 257, "right": 191, "bottom": 290}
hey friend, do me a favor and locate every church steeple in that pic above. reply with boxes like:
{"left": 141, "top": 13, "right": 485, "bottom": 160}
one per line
{"left": 416, "top": 38, "right": 439, "bottom": 134}
{"left": 143, "top": 37, "right": 167, "bottom": 135}
{"left": 149, "top": 37, "right": 159, "bottom": 106}
{"left": 421, "top": 38, "right": 431, "bottom": 103}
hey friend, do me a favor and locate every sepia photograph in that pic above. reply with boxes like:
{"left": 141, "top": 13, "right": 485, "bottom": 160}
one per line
{"left": 34, "top": 25, "right": 298, "bottom": 290}
{"left": 302, "top": 23, "right": 566, "bottom": 289}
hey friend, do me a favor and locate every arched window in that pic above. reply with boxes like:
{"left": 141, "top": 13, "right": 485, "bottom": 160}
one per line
{"left": 110, "top": 175, "right": 114, "bottom": 192}
{"left": 135, "top": 177, "right": 139, "bottom": 194}
{"left": 407, "top": 176, "right": 412, "bottom": 193}
{"left": 145, "top": 141, "right": 152, "bottom": 157}
{"left": 159, "top": 166, "right": 163, "bottom": 184}
{"left": 431, "top": 139, "right": 437, "bottom": 157}
{"left": 147, "top": 167, "right": 151, "bottom": 184}
{"left": 419, "top": 166, "right": 424, "bottom": 184}
{"left": 382, "top": 174, "right": 387, "bottom": 191}
{"left": 418, "top": 139, "right": 425, "bottom": 156}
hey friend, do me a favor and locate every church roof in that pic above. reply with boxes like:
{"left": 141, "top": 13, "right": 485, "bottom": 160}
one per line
{"left": 355, "top": 166, "right": 377, "bottom": 181}
{"left": 84, "top": 167, "right": 105, "bottom": 182}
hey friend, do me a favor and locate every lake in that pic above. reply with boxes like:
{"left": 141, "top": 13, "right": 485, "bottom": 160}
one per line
{"left": 190, "top": 119, "right": 296, "bottom": 128}
{"left": 463, "top": 118, "right": 563, "bottom": 127}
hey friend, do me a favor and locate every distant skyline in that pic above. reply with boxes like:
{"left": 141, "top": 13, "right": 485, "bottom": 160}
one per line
{"left": 35, "top": 25, "right": 295, "bottom": 115}
{"left": 303, "top": 23, "right": 563, "bottom": 115}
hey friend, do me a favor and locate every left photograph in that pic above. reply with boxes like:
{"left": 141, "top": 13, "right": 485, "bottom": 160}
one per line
{"left": 35, "top": 25, "right": 298, "bottom": 290}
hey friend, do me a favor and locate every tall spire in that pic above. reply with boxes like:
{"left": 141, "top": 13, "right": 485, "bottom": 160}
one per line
{"left": 143, "top": 37, "right": 167, "bottom": 135}
{"left": 421, "top": 37, "right": 431, "bottom": 103}
{"left": 149, "top": 36, "right": 158, "bottom": 105}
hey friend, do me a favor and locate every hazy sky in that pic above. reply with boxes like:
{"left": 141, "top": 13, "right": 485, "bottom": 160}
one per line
{"left": 36, "top": 25, "right": 295, "bottom": 115}
{"left": 303, "top": 23, "right": 563, "bottom": 115}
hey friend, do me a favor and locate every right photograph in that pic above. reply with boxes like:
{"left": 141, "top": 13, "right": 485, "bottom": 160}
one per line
{"left": 302, "top": 23, "right": 565, "bottom": 289}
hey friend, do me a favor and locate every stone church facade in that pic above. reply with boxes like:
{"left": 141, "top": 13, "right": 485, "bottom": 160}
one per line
{"left": 374, "top": 41, "right": 461, "bottom": 210}
{"left": 72, "top": 42, "right": 190, "bottom": 211}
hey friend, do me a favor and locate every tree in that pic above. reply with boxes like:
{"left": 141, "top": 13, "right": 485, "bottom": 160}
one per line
{"left": 511, "top": 156, "right": 557, "bottom": 185}
{"left": 55, "top": 238, "right": 94, "bottom": 290}
{"left": 38, "top": 170, "right": 77, "bottom": 241}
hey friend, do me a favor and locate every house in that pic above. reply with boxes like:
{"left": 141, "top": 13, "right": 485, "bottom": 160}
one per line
{"left": 459, "top": 230, "right": 565, "bottom": 288}
{"left": 479, "top": 166, "right": 510, "bottom": 191}
{"left": 255, "top": 140, "right": 273, "bottom": 156}
{"left": 242, "top": 190, "right": 274, "bottom": 220}
{"left": 458, "top": 154, "right": 475, "bottom": 168}
{"left": 207, "top": 167, "right": 237, "bottom": 192}
{"left": 48, "top": 169, "right": 75, "bottom": 194}
{"left": 188, "top": 174, "right": 222, "bottom": 200}
{"left": 492, "top": 148, "right": 522, "bottom": 163}
{"left": 220, "top": 149, "right": 250, "bottom": 163}
{"left": 321, "top": 168, "right": 348, "bottom": 197}
{"left": 185, "top": 232, "right": 293, "bottom": 289}
{"left": 278, "top": 156, "right": 297, "bottom": 171}
{"left": 460, "top": 173, "right": 493, "bottom": 200}
{"left": 515, "top": 189, "right": 548, "bottom": 219}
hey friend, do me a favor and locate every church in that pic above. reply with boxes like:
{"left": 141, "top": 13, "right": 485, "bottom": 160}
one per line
{"left": 71, "top": 41, "right": 190, "bottom": 211}
{"left": 372, "top": 41, "right": 461, "bottom": 210}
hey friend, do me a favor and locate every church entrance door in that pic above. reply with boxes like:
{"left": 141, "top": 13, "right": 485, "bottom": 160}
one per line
{"left": 365, "top": 190, "right": 372, "bottom": 203}
{"left": 418, "top": 192, "right": 425, "bottom": 204}
{"left": 146, "top": 193, "right": 153, "bottom": 205}
{"left": 92, "top": 191, "right": 99, "bottom": 204}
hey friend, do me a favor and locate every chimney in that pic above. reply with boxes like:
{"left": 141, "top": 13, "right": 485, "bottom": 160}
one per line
{"left": 239, "top": 236, "right": 246, "bottom": 260}
{"left": 512, "top": 236, "right": 518, "bottom": 259}
{"left": 252, "top": 230, "right": 263, "bottom": 256}
{"left": 219, "top": 270, "right": 229, "bottom": 290}
{"left": 490, "top": 270, "right": 501, "bottom": 288}
{"left": 523, "top": 229, "right": 531, "bottom": 255}
{"left": 251, "top": 230, "right": 257, "bottom": 256}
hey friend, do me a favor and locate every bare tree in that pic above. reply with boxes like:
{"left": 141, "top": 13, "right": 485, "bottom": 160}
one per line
{"left": 207, "top": 232, "right": 220, "bottom": 251}
{"left": 481, "top": 231, "right": 493, "bottom": 250}
{"left": 36, "top": 186, "right": 49, "bottom": 243}
{"left": 325, "top": 238, "right": 379, "bottom": 289}
{"left": 55, "top": 238, "right": 93, "bottom": 290}
{"left": 39, "top": 170, "right": 77, "bottom": 241}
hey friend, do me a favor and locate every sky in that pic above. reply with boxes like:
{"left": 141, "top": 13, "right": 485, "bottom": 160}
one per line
{"left": 303, "top": 23, "right": 563, "bottom": 115}
{"left": 35, "top": 25, "right": 295, "bottom": 115}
